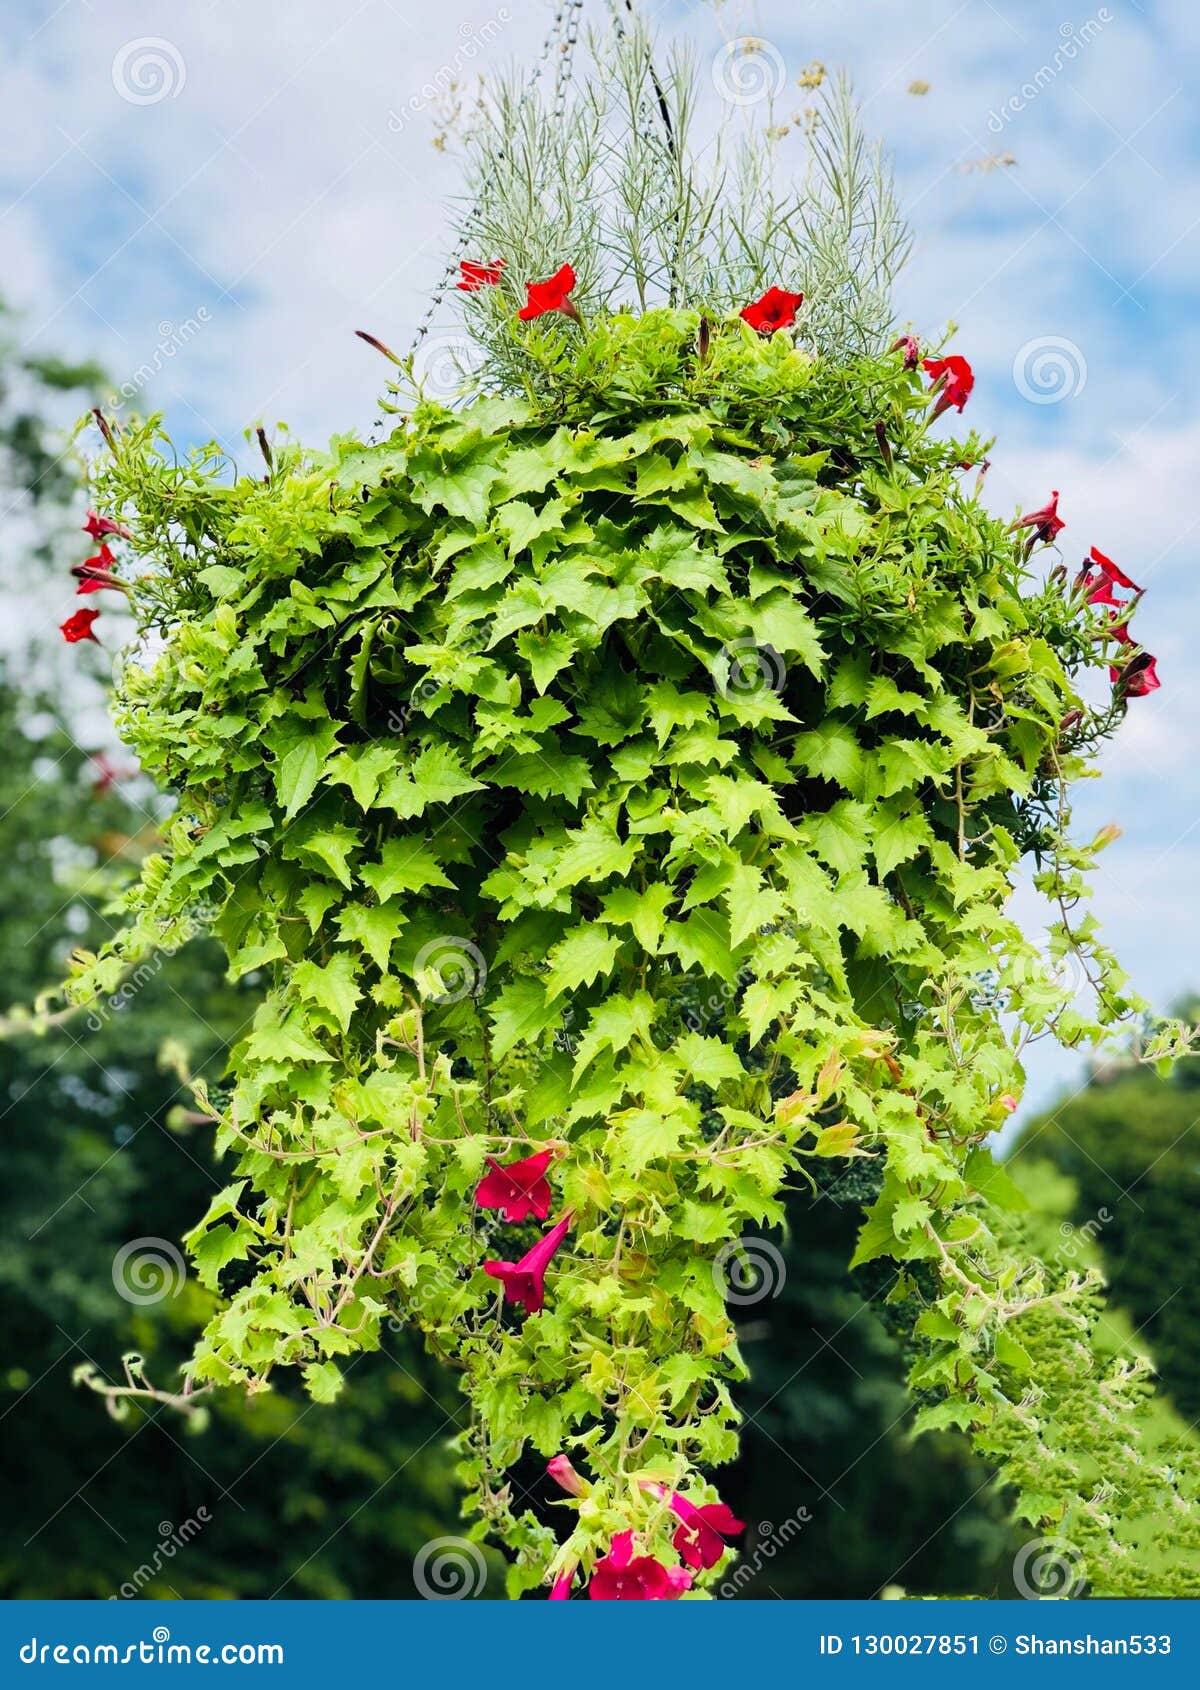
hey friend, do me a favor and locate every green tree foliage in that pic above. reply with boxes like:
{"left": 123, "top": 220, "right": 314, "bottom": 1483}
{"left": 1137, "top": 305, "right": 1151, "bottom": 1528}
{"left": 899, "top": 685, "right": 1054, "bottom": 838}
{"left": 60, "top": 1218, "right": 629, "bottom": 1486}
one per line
{"left": 1014, "top": 1047, "right": 1200, "bottom": 1427}
{"left": 0, "top": 298, "right": 105, "bottom": 518}
{"left": 725, "top": 1160, "right": 1018, "bottom": 1600}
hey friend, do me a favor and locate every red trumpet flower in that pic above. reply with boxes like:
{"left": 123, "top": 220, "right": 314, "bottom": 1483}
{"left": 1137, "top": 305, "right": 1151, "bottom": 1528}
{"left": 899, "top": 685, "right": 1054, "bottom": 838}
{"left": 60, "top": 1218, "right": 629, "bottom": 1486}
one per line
{"left": 1121, "top": 651, "right": 1161, "bottom": 697}
{"left": 457, "top": 259, "right": 505, "bottom": 292}
{"left": 1085, "top": 574, "right": 1121, "bottom": 609}
{"left": 82, "top": 509, "right": 131, "bottom": 542}
{"left": 475, "top": 1148, "right": 554, "bottom": 1224}
{"left": 518, "top": 263, "right": 579, "bottom": 322}
{"left": 1108, "top": 619, "right": 1160, "bottom": 696}
{"left": 483, "top": 1212, "right": 572, "bottom": 1315}
{"left": 1012, "top": 490, "right": 1065, "bottom": 546}
{"left": 740, "top": 287, "right": 804, "bottom": 334}
{"left": 73, "top": 544, "right": 124, "bottom": 595}
{"left": 923, "top": 354, "right": 974, "bottom": 416}
{"left": 60, "top": 608, "right": 101, "bottom": 644}
{"left": 1087, "top": 545, "right": 1139, "bottom": 594}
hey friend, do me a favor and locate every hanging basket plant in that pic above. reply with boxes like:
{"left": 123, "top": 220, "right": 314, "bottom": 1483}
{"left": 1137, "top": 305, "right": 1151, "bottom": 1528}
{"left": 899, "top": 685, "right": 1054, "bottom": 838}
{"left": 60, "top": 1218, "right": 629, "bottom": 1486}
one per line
{"left": 31, "top": 9, "right": 1200, "bottom": 1598}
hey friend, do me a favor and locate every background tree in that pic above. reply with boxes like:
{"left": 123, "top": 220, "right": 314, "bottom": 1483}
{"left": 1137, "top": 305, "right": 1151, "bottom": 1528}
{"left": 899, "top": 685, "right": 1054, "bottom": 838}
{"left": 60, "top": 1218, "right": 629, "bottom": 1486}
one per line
{"left": 1012, "top": 1033, "right": 1200, "bottom": 1427}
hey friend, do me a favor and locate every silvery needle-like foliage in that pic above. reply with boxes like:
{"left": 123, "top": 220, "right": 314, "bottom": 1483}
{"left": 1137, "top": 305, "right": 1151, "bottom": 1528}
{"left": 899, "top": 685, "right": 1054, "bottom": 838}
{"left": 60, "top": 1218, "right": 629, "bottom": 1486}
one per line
{"left": 446, "top": 16, "right": 909, "bottom": 395}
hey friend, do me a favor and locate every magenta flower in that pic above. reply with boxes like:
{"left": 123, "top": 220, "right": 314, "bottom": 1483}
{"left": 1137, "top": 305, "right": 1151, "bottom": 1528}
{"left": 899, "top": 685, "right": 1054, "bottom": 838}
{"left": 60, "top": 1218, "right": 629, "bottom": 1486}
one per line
{"left": 484, "top": 1211, "right": 572, "bottom": 1315}
{"left": 667, "top": 1493, "right": 745, "bottom": 1570}
{"left": 548, "top": 1566, "right": 575, "bottom": 1600}
{"left": 891, "top": 333, "right": 920, "bottom": 370}
{"left": 546, "top": 1453, "right": 586, "bottom": 1497}
{"left": 475, "top": 1148, "right": 554, "bottom": 1223}
{"left": 588, "top": 1532, "right": 692, "bottom": 1601}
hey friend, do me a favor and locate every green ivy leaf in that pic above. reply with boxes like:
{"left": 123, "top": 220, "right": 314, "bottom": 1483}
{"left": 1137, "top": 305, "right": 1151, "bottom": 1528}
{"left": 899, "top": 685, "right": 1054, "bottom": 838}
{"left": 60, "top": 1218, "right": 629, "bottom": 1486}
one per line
{"left": 360, "top": 838, "right": 454, "bottom": 901}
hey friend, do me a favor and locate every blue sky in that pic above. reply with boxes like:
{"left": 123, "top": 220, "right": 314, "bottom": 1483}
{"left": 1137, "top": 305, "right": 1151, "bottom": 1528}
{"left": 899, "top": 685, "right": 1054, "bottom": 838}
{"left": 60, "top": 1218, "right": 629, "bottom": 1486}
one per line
{"left": 2, "top": 0, "right": 1197, "bottom": 1115}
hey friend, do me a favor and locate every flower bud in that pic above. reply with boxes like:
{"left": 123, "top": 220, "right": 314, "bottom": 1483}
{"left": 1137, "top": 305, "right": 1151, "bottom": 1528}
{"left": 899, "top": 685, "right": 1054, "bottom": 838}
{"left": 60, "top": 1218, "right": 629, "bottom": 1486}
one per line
{"left": 546, "top": 1453, "right": 586, "bottom": 1498}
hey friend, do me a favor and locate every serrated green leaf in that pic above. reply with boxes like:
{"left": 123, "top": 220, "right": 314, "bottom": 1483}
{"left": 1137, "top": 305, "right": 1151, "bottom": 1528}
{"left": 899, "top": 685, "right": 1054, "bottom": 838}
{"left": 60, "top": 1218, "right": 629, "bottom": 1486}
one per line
{"left": 360, "top": 838, "right": 454, "bottom": 901}
{"left": 544, "top": 925, "right": 621, "bottom": 1000}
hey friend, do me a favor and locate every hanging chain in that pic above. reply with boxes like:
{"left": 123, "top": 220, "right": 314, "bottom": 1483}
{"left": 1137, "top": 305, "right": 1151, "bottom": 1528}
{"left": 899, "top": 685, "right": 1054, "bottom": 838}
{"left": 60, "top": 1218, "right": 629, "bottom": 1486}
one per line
{"left": 607, "top": 0, "right": 680, "bottom": 302}
{"left": 368, "top": 1, "right": 678, "bottom": 437}
{"left": 405, "top": 3, "right": 581, "bottom": 364}
{"left": 607, "top": 0, "right": 676, "bottom": 160}
{"left": 552, "top": 0, "right": 585, "bottom": 123}
{"left": 367, "top": 4, "right": 585, "bottom": 441}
